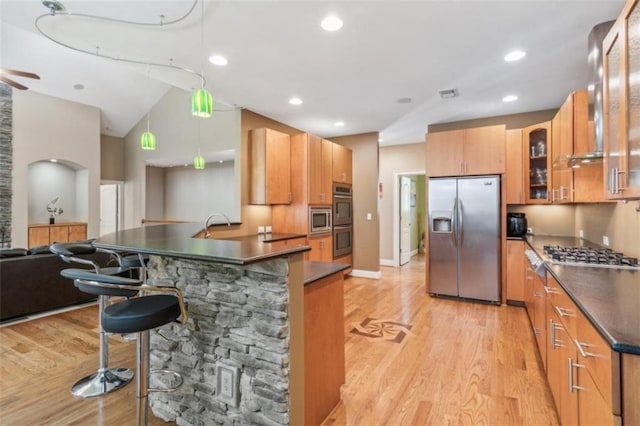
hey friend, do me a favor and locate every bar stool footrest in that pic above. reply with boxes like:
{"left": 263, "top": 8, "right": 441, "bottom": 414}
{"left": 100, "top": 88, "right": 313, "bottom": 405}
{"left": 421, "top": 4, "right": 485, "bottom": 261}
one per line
{"left": 148, "top": 369, "right": 183, "bottom": 393}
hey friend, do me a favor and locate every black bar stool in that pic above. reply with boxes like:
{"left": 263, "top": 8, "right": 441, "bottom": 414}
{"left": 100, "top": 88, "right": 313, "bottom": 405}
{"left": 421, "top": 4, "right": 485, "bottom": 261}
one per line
{"left": 60, "top": 268, "right": 187, "bottom": 426}
{"left": 50, "top": 242, "right": 142, "bottom": 397}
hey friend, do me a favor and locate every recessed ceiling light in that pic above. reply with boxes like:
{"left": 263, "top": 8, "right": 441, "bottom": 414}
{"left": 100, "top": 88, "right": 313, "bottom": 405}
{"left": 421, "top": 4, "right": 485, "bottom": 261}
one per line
{"left": 209, "top": 55, "right": 228, "bottom": 66}
{"left": 503, "top": 95, "right": 518, "bottom": 102}
{"left": 321, "top": 15, "right": 343, "bottom": 31}
{"left": 378, "top": 138, "right": 383, "bottom": 143}
{"left": 50, "top": 158, "right": 57, "bottom": 162}
{"left": 504, "top": 50, "right": 526, "bottom": 62}
{"left": 334, "top": 121, "right": 345, "bottom": 127}
{"left": 289, "top": 97, "right": 303, "bottom": 105}
{"left": 73, "top": 83, "right": 84, "bottom": 90}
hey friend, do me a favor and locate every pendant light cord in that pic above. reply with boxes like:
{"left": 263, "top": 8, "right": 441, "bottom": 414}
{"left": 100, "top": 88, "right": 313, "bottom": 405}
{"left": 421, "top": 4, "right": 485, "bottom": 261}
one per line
{"left": 34, "top": 0, "right": 206, "bottom": 87}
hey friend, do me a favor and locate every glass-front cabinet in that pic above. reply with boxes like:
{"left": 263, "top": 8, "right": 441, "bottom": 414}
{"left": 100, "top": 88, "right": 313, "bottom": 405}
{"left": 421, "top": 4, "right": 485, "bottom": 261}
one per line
{"left": 524, "top": 121, "right": 552, "bottom": 204}
{"left": 603, "top": 0, "right": 640, "bottom": 199}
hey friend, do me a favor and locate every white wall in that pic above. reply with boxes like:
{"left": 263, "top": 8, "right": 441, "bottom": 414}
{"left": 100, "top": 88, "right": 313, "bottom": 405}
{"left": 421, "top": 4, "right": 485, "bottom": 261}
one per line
{"left": 12, "top": 91, "right": 101, "bottom": 247}
{"left": 28, "top": 161, "right": 79, "bottom": 223}
{"left": 123, "top": 87, "right": 241, "bottom": 229}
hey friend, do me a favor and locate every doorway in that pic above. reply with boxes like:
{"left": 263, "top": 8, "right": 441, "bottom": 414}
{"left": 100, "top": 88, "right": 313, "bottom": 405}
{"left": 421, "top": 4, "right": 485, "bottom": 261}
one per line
{"left": 100, "top": 183, "right": 122, "bottom": 236}
{"left": 393, "top": 172, "right": 426, "bottom": 267}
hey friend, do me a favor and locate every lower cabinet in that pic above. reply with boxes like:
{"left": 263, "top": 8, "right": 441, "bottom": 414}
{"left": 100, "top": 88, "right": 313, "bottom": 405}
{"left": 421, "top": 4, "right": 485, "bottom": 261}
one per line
{"left": 308, "top": 235, "right": 332, "bottom": 262}
{"left": 506, "top": 240, "right": 525, "bottom": 302}
{"left": 28, "top": 223, "right": 87, "bottom": 248}
{"left": 545, "top": 274, "right": 619, "bottom": 425}
{"left": 524, "top": 257, "right": 546, "bottom": 371}
{"left": 304, "top": 271, "right": 345, "bottom": 425}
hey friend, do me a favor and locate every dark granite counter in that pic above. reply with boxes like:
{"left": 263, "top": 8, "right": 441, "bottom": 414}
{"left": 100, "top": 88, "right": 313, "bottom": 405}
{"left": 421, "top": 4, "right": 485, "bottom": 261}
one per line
{"left": 304, "top": 261, "right": 350, "bottom": 285}
{"left": 525, "top": 235, "right": 640, "bottom": 355}
{"left": 93, "top": 223, "right": 309, "bottom": 265}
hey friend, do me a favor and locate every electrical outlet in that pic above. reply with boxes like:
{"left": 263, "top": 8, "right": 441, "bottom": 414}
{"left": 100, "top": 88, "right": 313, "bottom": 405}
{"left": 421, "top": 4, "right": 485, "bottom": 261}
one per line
{"left": 215, "top": 364, "right": 239, "bottom": 407}
{"left": 367, "top": 213, "right": 372, "bottom": 220}
{"left": 579, "top": 229, "right": 584, "bottom": 238}
{"left": 266, "top": 225, "right": 272, "bottom": 233}
{"left": 603, "top": 235, "right": 610, "bottom": 246}
{"left": 527, "top": 227, "right": 533, "bottom": 234}
{"left": 258, "top": 226, "right": 265, "bottom": 234}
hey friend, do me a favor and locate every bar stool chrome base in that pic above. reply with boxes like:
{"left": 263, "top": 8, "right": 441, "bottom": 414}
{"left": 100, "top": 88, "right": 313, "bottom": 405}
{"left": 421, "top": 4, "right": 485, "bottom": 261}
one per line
{"left": 71, "top": 367, "right": 134, "bottom": 398}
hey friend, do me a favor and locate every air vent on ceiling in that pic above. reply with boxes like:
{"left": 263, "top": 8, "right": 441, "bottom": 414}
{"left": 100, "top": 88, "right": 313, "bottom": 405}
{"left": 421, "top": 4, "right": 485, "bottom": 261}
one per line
{"left": 439, "top": 88, "right": 459, "bottom": 99}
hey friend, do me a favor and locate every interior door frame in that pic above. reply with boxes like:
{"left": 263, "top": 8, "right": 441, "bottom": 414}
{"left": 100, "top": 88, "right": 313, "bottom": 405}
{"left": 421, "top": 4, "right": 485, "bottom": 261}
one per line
{"left": 392, "top": 170, "right": 425, "bottom": 267}
{"left": 99, "top": 181, "right": 124, "bottom": 236}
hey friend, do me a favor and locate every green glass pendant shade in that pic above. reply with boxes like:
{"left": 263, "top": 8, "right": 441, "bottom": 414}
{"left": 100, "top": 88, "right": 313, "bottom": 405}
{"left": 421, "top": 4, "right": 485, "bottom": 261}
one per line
{"left": 194, "top": 154, "right": 205, "bottom": 169}
{"left": 192, "top": 88, "right": 213, "bottom": 118}
{"left": 141, "top": 131, "right": 156, "bottom": 150}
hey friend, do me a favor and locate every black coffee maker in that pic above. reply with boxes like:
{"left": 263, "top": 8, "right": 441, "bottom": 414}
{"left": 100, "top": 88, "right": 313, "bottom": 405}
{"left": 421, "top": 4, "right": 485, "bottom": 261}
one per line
{"left": 507, "top": 213, "right": 528, "bottom": 238}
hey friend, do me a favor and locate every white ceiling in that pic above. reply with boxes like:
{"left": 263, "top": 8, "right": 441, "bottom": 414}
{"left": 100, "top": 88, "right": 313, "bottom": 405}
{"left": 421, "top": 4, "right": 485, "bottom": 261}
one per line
{"left": 0, "top": 0, "right": 626, "bottom": 146}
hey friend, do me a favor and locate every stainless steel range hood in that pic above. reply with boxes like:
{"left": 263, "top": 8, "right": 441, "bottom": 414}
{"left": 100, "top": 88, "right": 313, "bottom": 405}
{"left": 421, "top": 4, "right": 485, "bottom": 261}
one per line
{"left": 567, "top": 20, "right": 615, "bottom": 168}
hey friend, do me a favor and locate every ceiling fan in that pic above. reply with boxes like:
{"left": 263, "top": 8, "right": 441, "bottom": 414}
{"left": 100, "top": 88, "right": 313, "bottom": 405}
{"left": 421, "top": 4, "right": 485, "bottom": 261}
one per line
{"left": 0, "top": 69, "right": 41, "bottom": 90}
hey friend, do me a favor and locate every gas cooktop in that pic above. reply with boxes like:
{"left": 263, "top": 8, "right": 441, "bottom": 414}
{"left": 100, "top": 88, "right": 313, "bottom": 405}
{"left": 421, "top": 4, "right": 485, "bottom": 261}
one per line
{"left": 543, "top": 245, "right": 639, "bottom": 270}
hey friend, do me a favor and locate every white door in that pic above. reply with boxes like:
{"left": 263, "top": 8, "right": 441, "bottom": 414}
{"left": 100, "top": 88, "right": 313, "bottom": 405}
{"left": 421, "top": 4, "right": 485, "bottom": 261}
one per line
{"left": 100, "top": 184, "right": 118, "bottom": 236}
{"left": 400, "top": 176, "right": 412, "bottom": 265}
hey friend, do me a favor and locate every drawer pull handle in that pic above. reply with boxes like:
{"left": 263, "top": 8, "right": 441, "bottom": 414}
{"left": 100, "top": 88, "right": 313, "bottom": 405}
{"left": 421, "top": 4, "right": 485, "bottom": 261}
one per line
{"left": 549, "top": 319, "right": 564, "bottom": 348}
{"left": 574, "top": 339, "right": 597, "bottom": 358}
{"left": 544, "top": 286, "right": 559, "bottom": 295}
{"left": 554, "top": 306, "right": 573, "bottom": 318}
{"left": 568, "top": 358, "right": 586, "bottom": 393}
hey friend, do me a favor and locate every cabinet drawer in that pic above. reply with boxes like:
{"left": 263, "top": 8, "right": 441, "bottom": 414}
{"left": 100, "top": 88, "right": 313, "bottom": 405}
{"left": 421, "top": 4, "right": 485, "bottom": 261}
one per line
{"left": 545, "top": 276, "right": 578, "bottom": 338}
{"left": 575, "top": 310, "right": 616, "bottom": 410}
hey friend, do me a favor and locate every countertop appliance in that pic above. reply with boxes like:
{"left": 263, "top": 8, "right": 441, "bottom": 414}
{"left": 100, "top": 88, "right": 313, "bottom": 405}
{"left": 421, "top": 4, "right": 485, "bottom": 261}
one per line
{"left": 428, "top": 176, "right": 501, "bottom": 303}
{"left": 543, "top": 245, "right": 639, "bottom": 270}
{"left": 309, "top": 207, "right": 331, "bottom": 235}
{"left": 507, "top": 213, "right": 527, "bottom": 238}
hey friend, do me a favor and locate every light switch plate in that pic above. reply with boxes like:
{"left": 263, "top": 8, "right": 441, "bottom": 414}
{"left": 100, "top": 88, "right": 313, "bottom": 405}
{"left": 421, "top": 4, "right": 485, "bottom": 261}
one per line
{"left": 258, "top": 226, "right": 265, "bottom": 234}
{"left": 603, "top": 235, "right": 610, "bottom": 246}
{"left": 579, "top": 229, "right": 584, "bottom": 238}
{"left": 216, "top": 364, "right": 240, "bottom": 407}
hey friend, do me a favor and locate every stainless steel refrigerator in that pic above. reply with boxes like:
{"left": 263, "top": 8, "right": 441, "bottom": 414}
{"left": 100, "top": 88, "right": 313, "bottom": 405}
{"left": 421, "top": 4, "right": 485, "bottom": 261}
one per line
{"left": 428, "top": 176, "right": 500, "bottom": 303}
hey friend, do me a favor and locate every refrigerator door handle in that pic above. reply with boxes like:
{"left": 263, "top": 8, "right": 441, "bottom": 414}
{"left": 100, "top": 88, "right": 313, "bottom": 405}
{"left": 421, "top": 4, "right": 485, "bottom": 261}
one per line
{"left": 452, "top": 197, "right": 458, "bottom": 246}
{"left": 458, "top": 199, "right": 464, "bottom": 246}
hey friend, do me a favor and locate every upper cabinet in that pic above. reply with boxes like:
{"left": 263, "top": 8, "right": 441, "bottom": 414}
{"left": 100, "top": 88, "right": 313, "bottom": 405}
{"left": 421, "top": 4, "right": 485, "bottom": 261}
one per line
{"left": 603, "top": 0, "right": 640, "bottom": 199}
{"left": 426, "top": 125, "right": 506, "bottom": 177}
{"left": 551, "top": 94, "right": 575, "bottom": 203}
{"left": 309, "top": 137, "right": 334, "bottom": 204}
{"left": 506, "top": 129, "right": 525, "bottom": 204}
{"left": 524, "top": 121, "right": 552, "bottom": 204}
{"left": 332, "top": 143, "right": 352, "bottom": 184}
{"left": 249, "top": 128, "right": 292, "bottom": 205}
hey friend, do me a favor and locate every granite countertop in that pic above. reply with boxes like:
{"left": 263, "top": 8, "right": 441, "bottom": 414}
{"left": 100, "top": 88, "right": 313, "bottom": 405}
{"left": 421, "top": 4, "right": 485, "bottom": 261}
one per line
{"left": 93, "top": 223, "right": 309, "bottom": 266}
{"left": 304, "top": 261, "right": 350, "bottom": 285}
{"left": 526, "top": 235, "right": 640, "bottom": 355}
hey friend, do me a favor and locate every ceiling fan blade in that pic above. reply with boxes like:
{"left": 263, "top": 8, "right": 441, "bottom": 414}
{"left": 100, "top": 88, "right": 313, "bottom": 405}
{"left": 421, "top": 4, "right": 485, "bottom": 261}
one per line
{"left": 0, "top": 75, "right": 28, "bottom": 90}
{"left": 0, "top": 68, "right": 40, "bottom": 80}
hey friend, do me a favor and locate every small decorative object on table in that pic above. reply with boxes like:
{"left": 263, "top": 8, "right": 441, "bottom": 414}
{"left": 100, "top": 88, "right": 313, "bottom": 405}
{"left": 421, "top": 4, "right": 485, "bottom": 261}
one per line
{"left": 46, "top": 197, "right": 64, "bottom": 224}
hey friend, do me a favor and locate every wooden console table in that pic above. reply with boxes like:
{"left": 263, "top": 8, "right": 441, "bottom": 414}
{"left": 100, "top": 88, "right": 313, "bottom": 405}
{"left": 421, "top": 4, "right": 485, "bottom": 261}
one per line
{"left": 28, "top": 222, "right": 87, "bottom": 248}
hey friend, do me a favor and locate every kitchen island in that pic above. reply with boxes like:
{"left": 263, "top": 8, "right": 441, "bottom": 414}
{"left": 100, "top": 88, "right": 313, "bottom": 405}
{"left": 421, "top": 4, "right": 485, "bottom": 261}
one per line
{"left": 94, "top": 223, "right": 348, "bottom": 426}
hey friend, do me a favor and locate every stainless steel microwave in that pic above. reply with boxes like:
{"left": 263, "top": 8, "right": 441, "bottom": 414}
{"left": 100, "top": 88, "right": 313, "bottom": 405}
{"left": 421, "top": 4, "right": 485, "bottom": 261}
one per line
{"left": 309, "top": 207, "right": 332, "bottom": 235}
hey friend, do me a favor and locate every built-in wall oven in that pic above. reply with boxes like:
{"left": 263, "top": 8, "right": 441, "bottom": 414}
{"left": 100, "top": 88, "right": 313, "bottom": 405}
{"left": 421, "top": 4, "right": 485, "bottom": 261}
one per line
{"left": 333, "top": 183, "right": 353, "bottom": 258}
{"left": 333, "top": 184, "right": 353, "bottom": 226}
{"left": 333, "top": 225, "right": 353, "bottom": 258}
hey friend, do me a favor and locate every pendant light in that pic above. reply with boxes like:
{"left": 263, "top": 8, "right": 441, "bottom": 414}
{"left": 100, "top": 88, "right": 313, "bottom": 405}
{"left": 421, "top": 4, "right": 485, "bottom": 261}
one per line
{"left": 194, "top": 149, "right": 205, "bottom": 170}
{"left": 141, "top": 66, "right": 156, "bottom": 150}
{"left": 191, "top": 0, "right": 213, "bottom": 118}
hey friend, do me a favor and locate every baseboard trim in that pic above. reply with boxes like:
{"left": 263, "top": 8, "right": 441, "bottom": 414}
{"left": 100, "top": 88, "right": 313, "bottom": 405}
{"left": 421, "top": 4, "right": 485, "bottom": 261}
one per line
{"left": 350, "top": 269, "right": 382, "bottom": 279}
{"left": 379, "top": 259, "right": 395, "bottom": 267}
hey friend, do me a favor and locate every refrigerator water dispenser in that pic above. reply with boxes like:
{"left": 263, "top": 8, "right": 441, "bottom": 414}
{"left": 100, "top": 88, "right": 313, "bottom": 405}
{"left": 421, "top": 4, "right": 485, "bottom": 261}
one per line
{"left": 432, "top": 214, "right": 452, "bottom": 233}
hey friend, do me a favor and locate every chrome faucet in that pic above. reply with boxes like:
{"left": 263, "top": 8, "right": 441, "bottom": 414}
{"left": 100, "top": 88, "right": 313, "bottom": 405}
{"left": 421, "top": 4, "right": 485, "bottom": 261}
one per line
{"left": 203, "top": 213, "right": 231, "bottom": 239}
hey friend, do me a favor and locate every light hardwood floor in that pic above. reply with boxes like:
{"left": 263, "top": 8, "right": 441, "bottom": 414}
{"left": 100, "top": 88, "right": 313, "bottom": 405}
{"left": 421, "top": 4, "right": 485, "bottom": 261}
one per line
{"left": 0, "top": 255, "right": 558, "bottom": 425}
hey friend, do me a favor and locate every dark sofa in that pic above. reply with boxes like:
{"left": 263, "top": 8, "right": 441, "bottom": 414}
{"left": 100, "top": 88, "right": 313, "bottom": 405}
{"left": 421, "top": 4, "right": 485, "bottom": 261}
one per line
{"left": 0, "top": 247, "right": 112, "bottom": 322}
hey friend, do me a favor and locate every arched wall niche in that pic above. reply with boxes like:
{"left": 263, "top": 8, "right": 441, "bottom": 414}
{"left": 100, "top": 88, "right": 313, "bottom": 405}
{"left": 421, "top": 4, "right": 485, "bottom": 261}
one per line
{"left": 28, "top": 159, "right": 88, "bottom": 224}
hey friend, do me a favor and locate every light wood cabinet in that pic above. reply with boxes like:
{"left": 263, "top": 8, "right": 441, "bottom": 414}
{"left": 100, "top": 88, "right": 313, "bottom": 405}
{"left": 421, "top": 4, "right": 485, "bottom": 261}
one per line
{"left": 524, "top": 121, "right": 552, "bottom": 204}
{"left": 506, "top": 129, "right": 525, "bottom": 204}
{"left": 545, "top": 274, "right": 620, "bottom": 426}
{"left": 603, "top": 0, "right": 640, "bottom": 199}
{"left": 308, "top": 235, "right": 333, "bottom": 262}
{"left": 332, "top": 143, "right": 352, "bottom": 184}
{"left": 426, "top": 125, "right": 505, "bottom": 177}
{"left": 505, "top": 240, "right": 525, "bottom": 302}
{"left": 249, "top": 128, "right": 292, "bottom": 205}
{"left": 28, "top": 222, "right": 87, "bottom": 248}
{"left": 551, "top": 94, "right": 574, "bottom": 203}
{"left": 309, "top": 137, "right": 333, "bottom": 204}
{"left": 304, "top": 270, "right": 345, "bottom": 426}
